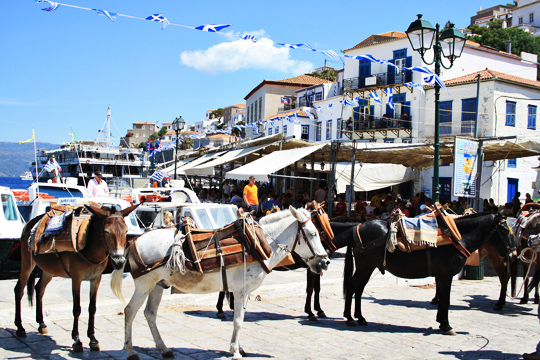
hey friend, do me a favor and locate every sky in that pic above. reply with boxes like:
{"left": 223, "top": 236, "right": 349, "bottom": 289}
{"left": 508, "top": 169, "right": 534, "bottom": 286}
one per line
{"left": 1, "top": 0, "right": 502, "bottom": 145}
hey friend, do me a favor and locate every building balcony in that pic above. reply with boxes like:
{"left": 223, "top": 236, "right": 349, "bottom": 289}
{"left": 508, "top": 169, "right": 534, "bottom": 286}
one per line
{"left": 342, "top": 116, "right": 412, "bottom": 140}
{"left": 343, "top": 71, "right": 410, "bottom": 92}
{"left": 422, "top": 120, "right": 476, "bottom": 138}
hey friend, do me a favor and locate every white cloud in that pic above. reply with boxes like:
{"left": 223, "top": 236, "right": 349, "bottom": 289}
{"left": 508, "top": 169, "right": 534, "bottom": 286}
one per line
{"left": 0, "top": 98, "right": 35, "bottom": 106}
{"left": 180, "top": 35, "right": 314, "bottom": 75}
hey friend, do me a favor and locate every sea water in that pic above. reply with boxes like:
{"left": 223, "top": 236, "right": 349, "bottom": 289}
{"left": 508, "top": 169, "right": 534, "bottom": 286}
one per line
{"left": 0, "top": 177, "right": 33, "bottom": 190}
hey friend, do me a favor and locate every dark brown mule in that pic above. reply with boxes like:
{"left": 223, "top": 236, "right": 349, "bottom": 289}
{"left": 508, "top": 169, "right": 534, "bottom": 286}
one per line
{"left": 14, "top": 204, "right": 138, "bottom": 352}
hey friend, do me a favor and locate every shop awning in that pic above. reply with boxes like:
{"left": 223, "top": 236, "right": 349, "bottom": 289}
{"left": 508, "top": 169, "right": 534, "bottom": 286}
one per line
{"left": 164, "top": 151, "right": 226, "bottom": 175}
{"left": 334, "top": 163, "right": 416, "bottom": 193}
{"left": 225, "top": 144, "right": 325, "bottom": 182}
{"left": 184, "top": 143, "right": 271, "bottom": 176}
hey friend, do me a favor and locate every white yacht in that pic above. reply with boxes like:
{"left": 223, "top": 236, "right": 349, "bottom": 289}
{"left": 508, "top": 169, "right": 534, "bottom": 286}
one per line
{"left": 19, "top": 171, "right": 33, "bottom": 181}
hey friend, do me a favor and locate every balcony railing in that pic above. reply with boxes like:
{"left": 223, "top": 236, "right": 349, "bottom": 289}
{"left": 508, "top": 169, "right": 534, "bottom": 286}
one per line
{"left": 343, "top": 70, "right": 409, "bottom": 91}
{"left": 422, "top": 120, "right": 476, "bottom": 138}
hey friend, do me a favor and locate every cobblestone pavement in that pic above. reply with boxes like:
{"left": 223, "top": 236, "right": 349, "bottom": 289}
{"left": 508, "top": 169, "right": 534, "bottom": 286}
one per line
{"left": 0, "top": 252, "right": 539, "bottom": 359}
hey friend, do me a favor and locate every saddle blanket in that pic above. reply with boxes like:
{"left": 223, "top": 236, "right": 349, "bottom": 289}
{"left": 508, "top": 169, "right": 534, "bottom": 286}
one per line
{"left": 400, "top": 214, "right": 438, "bottom": 247}
{"left": 41, "top": 210, "right": 72, "bottom": 240}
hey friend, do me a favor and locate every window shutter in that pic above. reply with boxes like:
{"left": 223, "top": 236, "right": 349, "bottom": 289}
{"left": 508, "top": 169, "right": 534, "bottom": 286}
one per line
{"left": 405, "top": 56, "right": 413, "bottom": 83}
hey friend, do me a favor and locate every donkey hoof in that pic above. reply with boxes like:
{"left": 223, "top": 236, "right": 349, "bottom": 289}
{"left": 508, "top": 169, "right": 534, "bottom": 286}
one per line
{"left": 15, "top": 330, "right": 27, "bottom": 338}
{"left": 127, "top": 354, "right": 140, "bottom": 360}
{"left": 72, "top": 342, "right": 84, "bottom": 353}
{"left": 493, "top": 303, "right": 504, "bottom": 311}
{"left": 357, "top": 319, "right": 368, "bottom": 326}
{"left": 89, "top": 342, "right": 100, "bottom": 351}
{"left": 217, "top": 312, "right": 226, "bottom": 319}
{"left": 534, "top": 298, "right": 539, "bottom": 304}
{"left": 346, "top": 320, "right": 357, "bottom": 326}
{"left": 240, "top": 348, "right": 247, "bottom": 357}
{"left": 162, "top": 349, "right": 174, "bottom": 358}
{"left": 430, "top": 299, "right": 439, "bottom": 305}
{"left": 317, "top": 311, "right": 327, "bottom": 318}
{"left": 520, "top": 298, "right": 528, "bottom": 304}
{"left": 38, "top": 326, "right": 48, "bottom": 335}
{"left": 308, "top": 315, "right": 317, "bottom": 321}
{"left": 444, "top": 329, "right": 457, "bottom": 336}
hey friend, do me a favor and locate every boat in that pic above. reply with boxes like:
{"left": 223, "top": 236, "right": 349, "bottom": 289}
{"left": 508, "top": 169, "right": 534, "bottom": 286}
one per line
{"left": 30, "top": 107, "right": 146, "bottom": 189}
{"left": 0, "top": 186, "right": 26, "bottom": 270}
{"left": 19, "top": 171, "right": 33, "bottom": 181}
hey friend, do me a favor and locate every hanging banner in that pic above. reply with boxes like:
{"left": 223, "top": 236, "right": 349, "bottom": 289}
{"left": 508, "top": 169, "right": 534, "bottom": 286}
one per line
{"left": 453, "top": 137, "right": 479, "bottom": 198}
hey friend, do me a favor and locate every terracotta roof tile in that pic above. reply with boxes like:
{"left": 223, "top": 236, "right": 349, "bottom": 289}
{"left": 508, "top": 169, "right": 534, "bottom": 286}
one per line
{"left": 464, "top": 40, "right": 521, "bottom": 59}
{"left": 275, "top": 74, "right": 333, "bottom": 85}
{"left": 344, "top": 31, "right": 407, "bottom": 52}
{"left": 263, "top": 108, "right": 311, "bottom": 121}
{"left": 435, "top": 69, "right": 540, "bottom": 88}
{"left": 133, "top": 122, "right": 158, "bottom": 125}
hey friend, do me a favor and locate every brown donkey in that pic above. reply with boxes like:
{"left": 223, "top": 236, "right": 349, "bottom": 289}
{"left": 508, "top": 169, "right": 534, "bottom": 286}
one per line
{"left": 14, "top": 204, "right": 138, "bottom": 352}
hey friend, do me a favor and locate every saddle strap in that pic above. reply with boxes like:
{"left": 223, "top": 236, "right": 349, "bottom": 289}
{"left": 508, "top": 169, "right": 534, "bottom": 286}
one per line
{"left": 234, "top": 220, "right": 271, "bottom": 274}
{"left": 129, "top": 239, "right": 170, "bottom": 279}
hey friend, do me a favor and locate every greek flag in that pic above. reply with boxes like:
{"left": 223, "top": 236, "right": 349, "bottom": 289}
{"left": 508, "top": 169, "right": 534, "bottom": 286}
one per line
{"left": 93, "top": 9, "right": 117, "bottom": 21}
{"left": 242, "top": 35, "right": 258, "bottom": 42}
{"left": 405, "top": 82, "right": 426, "bottom": 96}
{"left": 369, "top": 92, "right": 382, "bottom": 107}
{"left": 146, "top": 14, "right": 170, "bottom": 29}
{"left": 43, "top": 159, "right": 60, "bottom": 173}
{"left": 151, "top": 170, "right": 170, "bottom": 183}
{"left": 304, "top": 110, "right": 315, "bottom": 122}
{"left": 276, "top": 43, "right": 312, "bottom": 49}
{"left": 40, "top": 1, "right": 59, "bottom": 11}
{"left": 326, "top": 103, "right": 333, "bottom": 116}
{"left": 344, "top": 54, "right": 395, "bottom": 67}
{"left": 424, "top": 75, "right": 450, "bottom": 94}
{"left": 315, "top": 106, "right": 328, "bottom": 120}
{"left": 406, "top": 66, "right": 433, "bottom": 75}
{"left": 320, "top": 50, "right": 343, "bottom": 64}
{"left": 340, "top": 99, "right": 356, "bottom": 106}
{"left": 385, "top": 88, "right": 394, "bottom": 110}
{"left": 195, "top": 24, "right": 231, "bottom": 32}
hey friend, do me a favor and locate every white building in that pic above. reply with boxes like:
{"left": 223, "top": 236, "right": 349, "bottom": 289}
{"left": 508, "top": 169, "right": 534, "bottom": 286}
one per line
{"left": 194, "top": 119, "right": 219, "bottom": 133}
{"left": 512, "top": 0, "right": 540, "bottom": 34}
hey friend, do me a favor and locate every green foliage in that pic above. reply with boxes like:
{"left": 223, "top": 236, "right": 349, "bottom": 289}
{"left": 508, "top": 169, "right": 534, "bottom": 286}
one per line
{"left": 180, "top": 137, "right": 194, "bottom": 150}
{"left": 210, "top": 108, "right": 224, "bottom": 119}
{"left": 158, "top": 126, "right": 168, "bottom": 137}
{"left": 487, "top": 18, "right": 504, "bottom": 29}
{"left": 468, "top": 24, "right": 488, "bottom": 36}
{"left": 149, "top": 132, "right": 159, "bottom": 141}
{"left": 310, "top": 68, "right": 337, "bottom": 81}
{"left": 137, "top": 142, "right": 146, "bottom": 149}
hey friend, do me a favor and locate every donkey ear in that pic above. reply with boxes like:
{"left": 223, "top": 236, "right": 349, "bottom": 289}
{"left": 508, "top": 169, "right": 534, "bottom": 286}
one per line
{"left": 84, "top": 204, "right": 109, "bottom": 218}
{"left": 120, "top": 204, "right": 140, "bottom": 218}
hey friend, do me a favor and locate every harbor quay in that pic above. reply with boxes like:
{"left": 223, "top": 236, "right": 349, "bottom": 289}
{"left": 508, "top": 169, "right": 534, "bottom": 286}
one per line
{"left": 0, "top": 250, "right": 538, "bottom": 360}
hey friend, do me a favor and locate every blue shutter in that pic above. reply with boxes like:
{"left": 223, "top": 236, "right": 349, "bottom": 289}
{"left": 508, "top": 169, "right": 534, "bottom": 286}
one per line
{"left": 405, "top": 56, "right": 413, "bottom": 83}
{"left": 386, "top": 103, "right": 394, "bottom": 119}
{"left": 387, "top": 60, "right": 395, "bottom": 85}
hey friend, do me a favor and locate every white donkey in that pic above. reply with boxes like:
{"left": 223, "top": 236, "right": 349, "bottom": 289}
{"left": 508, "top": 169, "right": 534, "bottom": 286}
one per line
{"left": 111, "top": 206, "right": 329, "bottom": 359}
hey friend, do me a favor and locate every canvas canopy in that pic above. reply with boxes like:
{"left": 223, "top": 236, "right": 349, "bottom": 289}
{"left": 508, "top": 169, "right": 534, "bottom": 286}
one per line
{"left": 334, "top": 163, "right": 416, "bottom": 193}
{"left": 225, "top": 144, "right": 325, "bottom": 182}
{"left": 184, "top": 143, "right": 271, "bottom": 176}
{"left": 163, "top": 151, "right": 226, "bottom": 175}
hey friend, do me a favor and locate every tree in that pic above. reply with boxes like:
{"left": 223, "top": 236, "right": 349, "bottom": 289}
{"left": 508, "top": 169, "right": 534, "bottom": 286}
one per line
{"left": 310, "top": 68, "right": 337, "bottom": 81}
{"left": 231, "top": 121, "right": 245, "bottom": 138}
{"left": 180, "top": 137, "right": 194, "bottom": 150}
{"left": 158, "top": 126, "right": 168, "bottom": 137}
{"left": 149, "top": 132, "right": 159, "bottom": 141}
{"left": 210, "top": 108, "right": 224, "bottom": 120}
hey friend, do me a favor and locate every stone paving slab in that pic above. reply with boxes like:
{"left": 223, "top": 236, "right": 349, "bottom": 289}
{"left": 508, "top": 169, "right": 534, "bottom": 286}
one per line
{"left": 0, "top": 251, "right": 538, "bottom": 359}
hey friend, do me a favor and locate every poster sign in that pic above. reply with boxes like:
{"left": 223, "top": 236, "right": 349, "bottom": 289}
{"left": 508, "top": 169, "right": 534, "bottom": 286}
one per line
{"left": 453, "top": 137, "right": 479, "bottom": 198}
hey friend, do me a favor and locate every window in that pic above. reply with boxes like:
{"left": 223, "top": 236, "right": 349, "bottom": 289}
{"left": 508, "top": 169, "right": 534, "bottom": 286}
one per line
{"left": 508, "top": 158, "right": 517, "bottom": 168}
{"left": 528, "top": 105, "right": 537, "bottom": 129}
{"left": 316, "top": 122, "right": 322, "bottom": 141}
{"left": 336, "top": 118, "right": 342, "bottom": 139}
{"left": 275, "top": 126, "right": 279, "bottom": 133}
{"left": 301, "top": 125, "right": 309, "bottom": 140}
{"left": 315, "top": 92, "right": 323, "bottom": 101}
{"left": 1, "top": 194, "right": 18, "bottom": 221}
{"left": 440, "top": 101, "right": 452, "bottom": 134}
{"left": 268, "top": 128, "right": 272, "bottom": 135}
{"left": 530, "top": 12, "right": 534, "bottom": 23}
{"left": 462, "top": 98, "right": 477, "bottom": 134}
{"left": 246, "top": 107, "right": 250, "bottom": 124}
{"left": 258, "top": 97, "right": 262, "bottom": 120}
{"left": 283, "top": 125, "right": 287, "bottom": 135}
{"left": 142, "top": 125, "right": 146, "bottom": 131}
{"left": 384, "top": 139, "right": 394, "bottom": 143}
{"left": 519, "top": 16, "right": 524, "bottom": 24}
{"left": 506, "top": 101, "right": 516, "bottom": 126}
{"left": 326, "top": 120, "right": 332, "bottom": 140}
{"left": 402, "top": 138, "right": 412, "bottom": 143}
{"left": 254, "top": 101, "right": 258, "bottom": 122}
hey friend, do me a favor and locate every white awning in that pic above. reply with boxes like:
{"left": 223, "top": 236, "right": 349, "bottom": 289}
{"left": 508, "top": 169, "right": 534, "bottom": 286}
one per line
{"left": 334, "top": 163, "right": 416, "bottom": 193}
{"left": 184, "top": 143, "right": 271, "bottom": 176}
{"left": 225, "top": 144, "right": 325, "bottom": 182}
{"left": 164, "top": 151, "right": 226, "bottom": 175}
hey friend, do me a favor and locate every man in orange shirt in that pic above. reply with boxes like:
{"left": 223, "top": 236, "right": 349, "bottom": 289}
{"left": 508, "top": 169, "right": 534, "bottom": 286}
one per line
{"left": 243, "top": 176, "right": 259, "bottom": 213}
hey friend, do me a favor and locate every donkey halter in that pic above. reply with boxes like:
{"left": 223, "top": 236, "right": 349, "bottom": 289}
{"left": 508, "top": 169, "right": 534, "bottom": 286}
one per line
{"left": 290, "top": 217, "right": 323, "bottom": 263}
{"left": 487, "top": 219, "right": 516, "bottom": 259}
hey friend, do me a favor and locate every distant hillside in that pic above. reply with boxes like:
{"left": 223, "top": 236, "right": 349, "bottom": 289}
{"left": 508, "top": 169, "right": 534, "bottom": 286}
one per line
{"left": 0, "top": 142, "right": 58, "bottom": 177}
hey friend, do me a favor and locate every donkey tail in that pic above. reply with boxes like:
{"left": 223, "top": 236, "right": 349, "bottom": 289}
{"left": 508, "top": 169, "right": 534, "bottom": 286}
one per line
{"left": 26, "top": 270, "right": 36, "bottom": 307}
{"left": 111, "top": 248, "right": 128, "bottom": 305}
{"left": 343, "top": 242, "right": 354, "bottom": 299}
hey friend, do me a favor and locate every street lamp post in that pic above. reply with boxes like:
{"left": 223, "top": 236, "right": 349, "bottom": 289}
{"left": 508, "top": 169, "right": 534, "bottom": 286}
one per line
{"left": 406, "top": 15, "right": 465, "bottom": 203}
{"left": 172, "top": 116, "right": 183, "bottom": 180}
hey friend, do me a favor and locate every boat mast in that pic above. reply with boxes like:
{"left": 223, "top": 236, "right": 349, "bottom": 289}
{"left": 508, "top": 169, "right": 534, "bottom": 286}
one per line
{"left": 106, "top": 106, "right": 111, "bottom": 148}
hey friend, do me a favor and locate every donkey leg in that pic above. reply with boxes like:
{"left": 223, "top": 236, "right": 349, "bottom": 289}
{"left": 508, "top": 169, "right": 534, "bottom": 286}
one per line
{"left": 436, "top": 275, "right": 456, "bottom": 335}
{"left": 431, "top": 277, "right": 440, "bottom": 305}
{"left": 35, "top": 271, "right": 54, "bottom": 334}
{"left": 71, "top": 277, "right": 84, "bottom": 352}
{"left": 217, "top": 291, "right": 226, "bottom": 319}
{"left": 229, "top": 289, "right": 249, "bottom": 359}
{"left": 14, "top": 257, "right": 35, "bottom": 338}
{"left": 87, "top": 276, "right": 102, "bottom": 351}
{"left": 125, "top": 286, "right": 152, "bottom": 360}
{"left": 491, "top": 257, "right": 509, "bottom": 311}
{"left": 313, "top": 272, "right": 326, "bottom": 318}
{"left": 144, "top": 286, "right": 173, "bottom": 358}
{"left": 353, "top": 273, "right": 371, "bottom": 326}
{"left": 305, "top": 271, "right": 316, "bottom": 321}
{"left": 521, "top": 263, "right": 531, "bottom": 304}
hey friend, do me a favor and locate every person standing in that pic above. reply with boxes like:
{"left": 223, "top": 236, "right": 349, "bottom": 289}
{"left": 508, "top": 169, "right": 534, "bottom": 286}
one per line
{"left": 87, "top": 171, "right": 109, "bottom": 197}
{"left": 314, "top": 184, "right": 327, "bottom": 204}
{"left": 513, "top": 191, "right": 522, "bottom": 217}
{"left": 243, "top": 176, "right": 259, "bottom": 213}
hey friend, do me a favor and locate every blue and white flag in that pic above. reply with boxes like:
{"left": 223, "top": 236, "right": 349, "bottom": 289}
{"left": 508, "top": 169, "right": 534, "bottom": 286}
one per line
{"left": 41, "top": 1, "right": 59, "bottom": 11}
{"left": 315, "top": 106, "right": 328, "bottom": 120}
{"left": 384, "top": 88, "right": 394, "bottom": 110}
{"left": 320, "top": 50, "right": 343, "bottom": 64}
{"left": 146, "top": 14, "right": 170, "bottom": 29}
{"left": 195, "top": 24, "right": 231, "bottom": 32}
{"left": 405, "top": 66, "right": 433, "bottom": 75}
{"left": 424, "top": 75, "right": 450, "bottom": 94}
{"left": 269, "top": 121, "right": 274, "bottom": 126}
{"left": 326, "top": 103, "right": 333, "bottom": 116}
{"left": 344, "top": 54, "right": 396, "bottom": 67}
{"left": 276, "top": 43, "right": 312, "bottom": 49}
{"left": 304, "top": 110, "right": 315, "bottom": 122}
{"left": 43, "top": 159, "right": 60, "bottom": 173}
{"left": 242, "top": 35, "right": 258, "bottom": 42}
{"left": 151, "top": 170, "right": 170, "bottom": 183}
{"left": 93, "top": 9, "right": 117, "bottom": 22}
{"left": 369, "top": 92, "right": 382, "bottom": 107}
{"left": 405, "top": 82, "right": 426, "bottom": 96}
{"left": 293, "top": 113, "right": 300, "bottom": 123}
{"left": 340, "top": 99, "right": 356, "bottom": 106}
